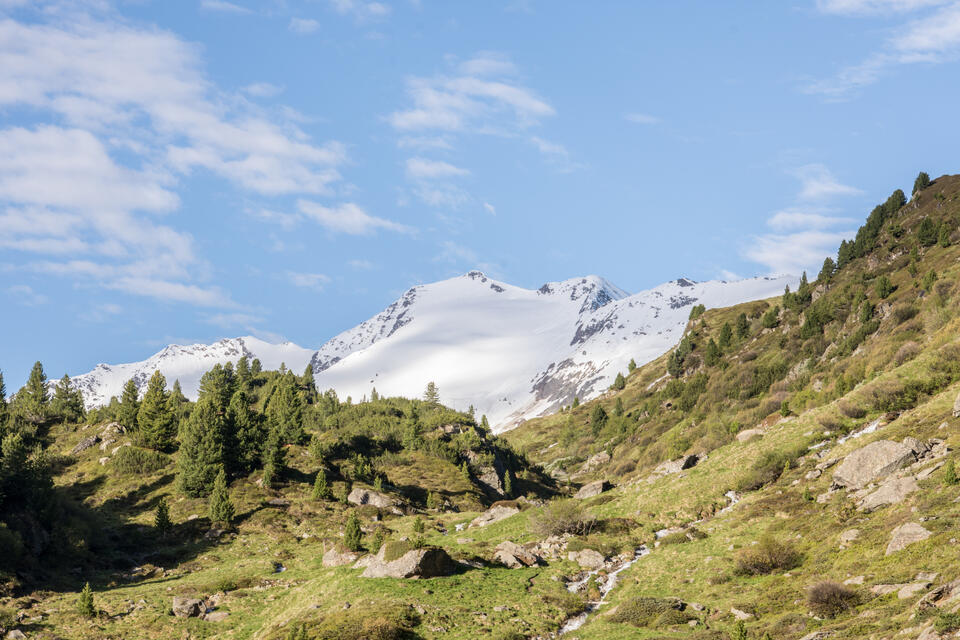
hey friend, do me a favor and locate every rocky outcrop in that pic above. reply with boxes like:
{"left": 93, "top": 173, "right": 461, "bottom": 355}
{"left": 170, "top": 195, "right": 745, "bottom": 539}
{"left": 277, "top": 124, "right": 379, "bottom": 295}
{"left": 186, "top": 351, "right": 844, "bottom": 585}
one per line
{"left": 736, "top": 428, "right": 765, "bottom": 443}
{"left": 886, "top": 522, "right": 932, "bottom": 556}
{"left": 579, "top": 451, "right": 610, "bottom": 473}
{"left": 567, "top": 548, "right": 605, "bottom": 569}
{"left": 347, "top": 488, "right": 396, "bottom": 510}
{"left": 360, "top": 547, "right": 458, "bottom": 579}
{"left": 492, "top": 541, "right": 541, "bottom": 569}
{"left": 856, "top": 475, "right": 919, "bottom": 512}
{"left": 917, "top": 578, "right": 960, "bottom": 611}
{"left": 833, "top": 440, "right": 915, "bottom": 490}
{"left": 469, "top": 504, "right": 520, "bottom": 528}
{"left": 653, "top": 453, "right": 702, "bottom": 476}
{"left": 172, "top": 597, "right": 204, "bottom": 618}
{"left": 574, "top": 480, "right": 610, "bottom": 499}
{"left": 323, "top": 547, "right": 359, "bottom": 567}
{"left": 70, "top": 435, "right": 100, "bottom": 455}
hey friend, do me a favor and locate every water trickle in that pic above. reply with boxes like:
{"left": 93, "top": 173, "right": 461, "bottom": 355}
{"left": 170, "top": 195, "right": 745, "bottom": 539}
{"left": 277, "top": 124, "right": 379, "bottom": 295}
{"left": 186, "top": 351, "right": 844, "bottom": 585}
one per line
{"left": 559, "top": 546, "right": 650, "bottom": 635}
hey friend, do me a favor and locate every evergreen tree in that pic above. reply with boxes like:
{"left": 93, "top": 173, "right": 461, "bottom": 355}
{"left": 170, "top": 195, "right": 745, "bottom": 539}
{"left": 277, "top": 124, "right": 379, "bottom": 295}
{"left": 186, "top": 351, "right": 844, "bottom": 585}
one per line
{"left": 266, "top": 372, "right": 304, "bottom": 445}
{"left": 913, "top": 171, "right": 931, "bottom": 195}
{"left": 77, "top": 582, "right": 95, "bottom": 618}
{"left": 154, "top": 497, "right": 172, "bottom": 536}
{"left": 0, "top": 371, "right": 7, "bottom": 428}
{"left": 719, "top": 323, "right": 733, "bottom": 350}
{"left": 939, "top": 223, "right": 952, "bottom": 248}
{"left": 612, "top": 372, "right": 626, "bottom": 391}
{"left": 138, "top": 371, "right": 175, "bottom": 451}
{"left": 21, "top": 361, "right": 49, "bottom": 423}
{"left": 590, "top": 404, "right": 608, "bottom": 435}
{"left": 227, "top": 389, "right": 263, "bottom": 475}
{"left": 198, "top": 364, "right": 235, "bottom": 414}
{"left": 312, "top": 469, "right": 330, "bottom": 500}
{"left": 761, "top": 306, "right": 780, "bottom": 329}
{"left": 628, "top": 358, "right": 637, "bottom": 373}
{"left": 261, "top": 426, "right": 285, "bottom": 489}
{"left": 344, "top": 512, "right": 363, "bottom": 552}
{"left": 371, "top": 387, "right": 380, "bottom": 402}
{"left": 235, "top": 356, "right": 251, "bottom": 389}
{"left": 731, "top": 620, "right": 748, "bottom": 640}
{"left": 704, "top": 338, "right": 721, "bottom": 366}
{"left": 301, "top": 364, "right": 318, "bottom": 403}
{"left": 480, "top": 415, "right": 490, "bottom": 432}
{"left": 208, "top": 467, "right": 235, "bottom": 526}
{"left": 503, "top": 471, "right": 512, "bottom": 497}
{"left": 572, "top": 397, "right": 580, "bottom": 408}
{"left": 944, "top": 460, "right": 958, "bottom": 486}
{"left": 818, "top": 256, "right": 836, "bottom": 282}
{"left": 875, "top": 275, "right": 894, "bottom": 299}
{"left": 176, "top": 397, "right": 226, "bottom": 497}
{"left": 735, "top": 312, "right": 750, "bottom": 339}
{"left": 614, "top": 397, "right": 624, "bottom": 417}
{"left": 250, "top": 358, "right": 262, "bottom": 375}
{"left": 167, "top": 380, "right": 187, "bottom": 424}
{"left": 917, "top": 216, "right": 938, "bottom": 246}
{"left": 423, "top": 381, "right": 440, "bottom": 404}
{"left": 51, "top": 374, "right": 84, "bottom": 424}
{"left": 118, "top": 378, "right": 140, "bottom": 430}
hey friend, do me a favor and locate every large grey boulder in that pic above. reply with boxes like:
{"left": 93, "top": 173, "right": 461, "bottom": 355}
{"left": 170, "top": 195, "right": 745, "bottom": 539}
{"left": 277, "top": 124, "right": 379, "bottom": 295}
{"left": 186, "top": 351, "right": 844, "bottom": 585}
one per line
{"left": 653, "top": 454, "right": 701, "bottom": 476}
{"left": 360, "top": 547, "right": 457, "bottom": 579}
{"left": 172, "top": 597, "right": 204, "bottom": 618}
{"left": 574, "top": 480, "right": 610, "bottom": 499}
{"left": 70, "top": 435, "right": 100, "bottom": 455}
{"left": 833, "top": 440, "right": 915, "bottom": 490}
{"left": 493, "top": 541, "right": 540, "bottom": 569}
{"left": 469, "top": 504, "right": 519, "bottom": 528}
{"left": 886, "top": 522, "right": 932, "bottom": 556}
{"left": 347, "top": 488, "right": 396, "bottom": 510}
{"left": 857, "top": 476, "right": 919, "bottom": 512}
{"left": 323, "top": 547, "right": 359, "bottom": 567}
{"left": 568, "top": 549, "right": 605, "bottom": 569}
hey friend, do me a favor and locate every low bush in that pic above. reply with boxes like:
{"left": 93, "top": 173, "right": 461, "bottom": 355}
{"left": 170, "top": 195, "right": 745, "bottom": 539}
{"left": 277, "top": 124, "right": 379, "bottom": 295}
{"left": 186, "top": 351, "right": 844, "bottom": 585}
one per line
{"left": 734, "top": 537, "right": 802, "bottom": 575}
{"left": 894, "top": 341, "right": 921, "bottom": 365}
{"left": 111, "top": 447, "right": 169, "bottom": 475}
{"left": 806, "top": 581, "right": 857, "bottom": 618}
{"left": 609, "top": 597, "right": 685, "bottom": 627}
{"left": 891, "top": 303, "right": 919, "bottom": 325}
{"left": 529, "top": 499, "right": 595, "bottom": 537}
{"left": 838, "top": 401, "right": 866, "bottom": 419}
{"left": 934, "top": 611, "right": 960, "bottom": 634}
{"left": 659, "top": 532, "right": 690, "bottom": 545}
{"left": 736, "top": 445, "right": 806, "bottom": 492}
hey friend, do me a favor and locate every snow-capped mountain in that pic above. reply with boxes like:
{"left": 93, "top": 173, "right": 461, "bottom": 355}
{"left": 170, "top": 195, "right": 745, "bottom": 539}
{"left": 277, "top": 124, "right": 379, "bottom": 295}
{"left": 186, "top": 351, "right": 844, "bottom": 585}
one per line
{"left": 72, "top": 272, "right": 794, "bottom": 431}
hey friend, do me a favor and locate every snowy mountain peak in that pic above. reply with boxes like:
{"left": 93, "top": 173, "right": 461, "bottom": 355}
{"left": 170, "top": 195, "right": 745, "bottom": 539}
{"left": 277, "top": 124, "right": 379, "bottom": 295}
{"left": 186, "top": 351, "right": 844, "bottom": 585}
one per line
{"left": 537, "top": 275, "right": 630, "bottom": 313}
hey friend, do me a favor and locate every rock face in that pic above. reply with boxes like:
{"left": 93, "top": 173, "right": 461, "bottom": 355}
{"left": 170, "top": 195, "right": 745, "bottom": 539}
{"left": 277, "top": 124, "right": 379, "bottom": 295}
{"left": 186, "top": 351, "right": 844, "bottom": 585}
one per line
{"left": 653, "top": 454, "right": 702, "bottom": 476}
{"left": 322, "top": 547, "right": 359, "bottom": 567}
{"left": 917, "top": 578, "right": 960, "bottom": 611}
{"left": 493, "top": 541, "right": 540, "bottom": 568}
{"left": 172, "top": 597, "right": 204, "bottom": 618}
{"left": 347, "top": 488, "right": 396, "bottom": 510}
{"left": 568, "top": 548, "right": 605, "bottom": 569}
{"left": 885, "top": 522, "right": 932, "bottom": 556}
{"left": 469, "top": 504, "right": 520, "bottom": 528}
{"left": 574, "top": 480, "right": 610, "bottom": 499}
{"left": 833, "top": 440, "right": 915, "bottom": 490}
{"left": 856, "top": 476, "right": 919, "bottom": 512}
{"left": 70, "top": 435, "right": 100, "bottom": 455}
{"left": 360, "top": 547, "right": 458, "bottom": 579}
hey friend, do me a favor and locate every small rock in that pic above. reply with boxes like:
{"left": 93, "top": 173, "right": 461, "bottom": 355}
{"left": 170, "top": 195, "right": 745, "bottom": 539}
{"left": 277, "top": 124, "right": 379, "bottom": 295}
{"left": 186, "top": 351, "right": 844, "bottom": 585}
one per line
{"left": 839, "top": 529, "right": 860, "bottom": 543}
{"left": 843, "top": 576, "right": 865, "bottom": 585}
{"left": 469, "top": 504, "right": 520, "bottom": 528}
{"left": 98, "top": 456, "right": 110, "bottom": 465}
{"left": 857, "top": 476, "right": 919, "bottom": 512}
{"left": 323, "top": 547, "right": 359, "bottom": 567}
{"left": 266, "top": 497, "right": 291, "bottom": 507}
{"left": 567, "top": 549, "right": 605, "bottom": 570}
{"left": 347, "top": 487, "right": 396, "bottom": 510}
{"left": 886, "top": 522, "right": 932, "bottom": 556}
{"left": 493, "top": 541, "right": 540, "bottom": 569}
{"left": 172, "top": 597, "right": 204, "bottom": 618}
{"left": 580, "top": 451, "right": 611, "bottom": 472}
{"left": 70, "top": 435, "right": 100, "bottom": 455}
{"left": 898, "top": 583, "right": 930, "bottom": 599}
{"left": 203, "top": 611, "right": 230, "bottom": 622}
{"left": 574, "top": 480, "right": 610, "bottom": 499}
{"left": 6, "top": 631, "right": 27, "bottom": 640}
{"left": 730, "top": 607, "right": 753, "bottom": 620}
{"left": 798, "top": 633, "right": 832, "bottom": 640}
{"left": 916, "top": 572, "right": 938, "bottom": 582}
{"left": 736, "top": 428, "right": 764, "bottom": 443}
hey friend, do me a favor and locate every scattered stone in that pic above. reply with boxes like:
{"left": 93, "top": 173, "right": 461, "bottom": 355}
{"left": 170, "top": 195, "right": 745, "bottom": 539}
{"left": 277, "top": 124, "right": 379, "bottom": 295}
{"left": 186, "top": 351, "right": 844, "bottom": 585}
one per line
{"left": 266, "top": 497, "right": 291, "bottom": 507}
{"left": 857, "top": 476, "right": 919, "bottom": 512}
{"left": 567, "top": 549, "right": 605, "bottom": 570}
{"left": 916, "top": 572, "right": 939, "bottom": 582}
{"left": 798, "top": 633, "right": 832, "bottom": 640}
{"left": 839, "top": 529, "right": 860, "bottom": 544}
{"left": 203, "top": 611, "right": 230, "bottom": 622}
{"left": 580, "top": 451, "right": 611, "bottom": 472}
{"left": 730, "top": 607, "right": 753, "bottom": 620}
{"left": 953, "top": 390, "right": 960, "bottom": 418}
{"left": 6, "top": 631, "right": 27, "bottom": 640}
{"left": 917, "top": 462, "right": 945, "bottom": 481}
{"left": 736, "top": 428, "right": 764, "bottom": 443}
{"left": 843, "top": 576, "right": 865, "bottom": 585}
{"left": 70, "top": 435, "right": 100, "bottom": 455}
{"left": 654, "top": 453, "right": 702, "bottom": 475}
{"left": 98, "top": 456, "right": 110, "bottom": 465}
{"left": 916, "top": 578, "right": 960, "bottom": 612}
{"left": 469, "top": 504, "right": 520, "bottom": 528}
{"left": 360, "top": 547, "right": 458, "bottom": 579}
{"left": 898, "top": 583, "right": 930, "bottom": 599}
{"left": 833, "top": 440, "right": 916, "bottom": 490}
{"left": 172, "top": 597, "right": 204, "bottom": 618}
{"left": 574, "top": 480, "right": 610, "bottom": 499}
{"left": 805, "top": 469, "right": 822, "bottom": 480}
{"left": 323, "top": 547, "right": 359, "bottom": 567}
{"left": 493, "top": 541, "right": 540, "bottom": 569}
{"left": 347, "top": 488, "right": 396, "bottom": 510}
{"left": 886, "top": 522, "right": 932, "bottom": 556}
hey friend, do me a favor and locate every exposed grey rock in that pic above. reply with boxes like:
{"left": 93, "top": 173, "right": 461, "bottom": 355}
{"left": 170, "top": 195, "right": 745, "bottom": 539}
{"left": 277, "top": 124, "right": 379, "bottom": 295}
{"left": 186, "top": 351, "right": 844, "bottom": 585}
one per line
{"left": 833, "top": 440, "right": 915, "bottom": 490}
{"left": 736, "top": 428, "right": 764, "bottom": 443}
{"left": 360, "top": 547, "right": 457, "bottom": 579}
{"left": 574, "top": 480, "right": 610, "bottom": 499}
{"left": 917, "top": 578, "right": 960, "bottom": 611}
{"left": 493, "top": 541, "right": 540, "bottom": 568}
{"left": 347, "top": 488, "right": 396, "bottom": 510}
{"left": 886, "top": 522, "right": 932, "bottom": 556}
{"left": 730, "top": 607, "right": 753, "bottom": 620}
{"left": 839, "top": 529, "right": 860, "bottom": 544}
{"left": 323, "top": 547, "right": 359, "bottom": 567}
{"left": 580, "top": 451, "right": 610, "bottom": 472}
{"left": 70, "top": 435, "right": 100, "bottom": 455}
{"left": 266, "top": 497, "right": 291, "bottom": 507}
{"left": 172, "top": 597, "right": 204, "bottom": 618}
{"left": 469, "top": 504, "right": 520, "bottom": 528}
{"left": 898, "top": 582, "right": 931, "bottom": 599}
{"left": 843, "top": 576, "right": 864, "bottom": 585}
{"left": 653, "top": 454, "right": 701, "bottom": 475}
{"left": 6, "top": 631, "right": 27, "bottom": 640}
{"left": 567, "top": 549, "right": 605, "bottom": 569}
{"left": 798, "top": 633, "right": 832, "bottom": 640}
{"left": 857, "top": 476, "right": 919, "bottom": 512}
{"left": 203, "top": 611, "right": 230, "bottom": 622}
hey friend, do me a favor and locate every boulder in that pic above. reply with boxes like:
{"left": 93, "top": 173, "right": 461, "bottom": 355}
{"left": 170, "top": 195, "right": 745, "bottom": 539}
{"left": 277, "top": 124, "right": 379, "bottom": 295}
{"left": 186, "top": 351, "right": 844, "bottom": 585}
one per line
{"left": 493, "top": 541, "right": 540, "bottom": 569}
{"left": 469, "top": 504, "right": 520, "bottom": 528}
{"left": 580, "top": 451, "right": 611, "bottom": 472}
{"left": 203, "top": 611, "right": 230, "bottom": 622}
{"left": 833, "top": 440, "right": 915, "bottom": 490}
{"left": 654, "top": 454, "right": 701, "bottom": 476}
{"left": 730, "top": 607, "right": 753, "bottom": 621}
{"left": 839, "top": 529, "right": 860, "bottom": 544}
{"left": 70, "top": 435, "right": 100, "bottom": 455}
{"left": 897, "top": 582, "right": 930, "bottom": 599}
{"left": 917, "top": 578, "right": 960, "bottom": 611}
{"left": 574, "top": 480, "right": 610, "bottom": 499}
{"left": 347, "top": 488, "right": 396, "bottom": 510}
{"left": 857, "top": 476, "right": 919, "bottom": 512}
{"left": 567, "top": 549, "right": 605, "bottom": 569}
{"left": 323, "top": 547, "right": 359, "bottom": 567}
{"left": 954, "top": 390, "right": 960, "bottom": 418}
{"left": 736, "top": 428, "right": 764, "bottom": 443}
{"left": 798, "top": 633, "right": 832, "bottom": 640}
{"left": 6, "top": 631, "right": 27, "bottom": 640}
{"left": 172, "top": 597, "right": 204, "bottom": 618}
{"left": 476, "top": 467, "right": 505, "bottom": 496}
{"left": 886, "top": 522, "right": 932, "bottom": 556}
{"left": 360, "top": 547, "right": 457, "bottom": 579}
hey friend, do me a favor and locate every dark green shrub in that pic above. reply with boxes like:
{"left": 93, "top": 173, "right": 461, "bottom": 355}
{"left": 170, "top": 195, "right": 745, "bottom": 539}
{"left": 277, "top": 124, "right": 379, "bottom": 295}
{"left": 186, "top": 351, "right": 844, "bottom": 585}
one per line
{"left": 530, "top": 499, "right": 595, "bottom": 537}
{"left": 609, "top": 597, "right": 684, "bottom": 627}
{"left": 734, "top": 537, "right": 802, "bottom": 575}
{"left": 659, "top": 532, "right": 690, "bottom": 545}
{"left": 934, "top": 611, "right": 960, "bottom": 634}
{"left": 111, "top": 446, "right": 169, "bottom": 474}
{"left": 806, "top": 581, "right": 857, "bottom": 617}
{"left": 736, "top": 446, "right": 804, "bottom": 492}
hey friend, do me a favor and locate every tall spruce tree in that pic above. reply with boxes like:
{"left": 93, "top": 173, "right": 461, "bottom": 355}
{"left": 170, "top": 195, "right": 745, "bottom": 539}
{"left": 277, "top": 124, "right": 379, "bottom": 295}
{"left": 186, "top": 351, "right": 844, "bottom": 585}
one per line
{"left": 423, "top": 381, "right": 440, "bottom": 404}
{"left": 118, "top": 378, "right": 140, "bottom": 430}
{"left": 51, "top": 374, "right": 84, "bottom": 424}
{"left": 208, "top": 467, "right": 235, "bottom": 526}
{"left": 138, "top": 371, "right": 175, "bottom": 451}
{"left": 718, "top": 322, "right": 733, "bottom": 350}
{"left": 266, "top": 372, "right": 304, "bottom": 445}
{"left": 301, "top": 364, "right": 318, "bottom": 404}
{"left": 198, "top": 364, "right": 235, "bottom": 414}
{"left": 227, "top": 389, "right": 263, "bottom": 475}
{"left": 735, "top": 312, "right": 750, "bottom": 338}
{"left": 154, "top": 497, "right": 172, "bottom": 536}
{"left": 913, "top": 171, "right": 931, "bottom": 195}
{"left": 235, "top": 356, "right": 251, "bottom": 390}
{"left": 21, "top": 361, "right": 49, "bottom": 423}
{"left": 176, "top": 396, "right": 226, "bottom": 497}
{"left": 167, "top": 380, "right": 187, "bottom": 424}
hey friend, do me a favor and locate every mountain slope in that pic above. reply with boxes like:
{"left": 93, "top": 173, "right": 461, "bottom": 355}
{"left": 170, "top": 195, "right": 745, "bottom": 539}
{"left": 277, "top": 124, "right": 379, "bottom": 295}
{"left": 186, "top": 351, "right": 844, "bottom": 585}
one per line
{"left": 71, "top": 272, "right": 793, "bottom": 430}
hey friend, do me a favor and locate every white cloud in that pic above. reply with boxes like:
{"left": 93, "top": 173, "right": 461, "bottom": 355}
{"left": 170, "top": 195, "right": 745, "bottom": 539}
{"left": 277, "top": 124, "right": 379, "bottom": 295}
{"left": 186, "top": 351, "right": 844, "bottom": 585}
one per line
{"left": 483, "top": 202, "right": 496, "bottom": 215}
{"left": 252, "top": 208, "right": 300, "bottom": 230}
{"left": 242, "top": 82, "right": 284, "bottom": 97}
{"left": 434, "top": 240, "right": 478, "bottom": 264}
{"left": 405, "top": 157, "right": 469, "bottom": 179}
{"left": 624, "top": 112, "right": 661, "bottom": 125}
{"left": 530, "top": 136, "right": 583, "bottom": 172}
{"left": 892, "top": 2, "right": 960, "bottom": 51}
{"left": 411, "top": 184, "right": 471, "bottom": 209}
{"left": 200, "top": 0, "right": 252, "bottom": 14}
{"left": 348, "top": 259, "right": 374, "bottom": 270}
{"left": 287, "top": 271, "right": 331, "bottom": 291}
{"left": 289, "top": 17, "right": 320, "bottom": 34}
{"left": 298, "top": 200, "right": 412, "bottom": 235}
{"left": 329, "top": 0, "right": 390, "bottom": 21}
{"left": 791, "top": 164, "right": 863, "bottom": 200}
{"left": 767, "top": 208, "right": 856, "bottom": 230}
{"left": 457, "top": 52, "right": 517, "bottom": 77}
{"left": 6, "top": 284, "right": 47, "bottom": 306}
{"left": 815, "top": 0, "right": 948, "bottom": 14}
{"left": 744, "top": 230, "right": 852, "bottom": 275}
{"left": 397, "top": 135, "right": 453, "bottom": 150}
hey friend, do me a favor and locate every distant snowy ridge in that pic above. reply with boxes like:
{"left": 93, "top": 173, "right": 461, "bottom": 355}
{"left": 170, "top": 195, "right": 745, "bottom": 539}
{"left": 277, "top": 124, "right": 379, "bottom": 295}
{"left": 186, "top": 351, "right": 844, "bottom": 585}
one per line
{"left": 72, "top": 272, "right": 795, "bottom": 431}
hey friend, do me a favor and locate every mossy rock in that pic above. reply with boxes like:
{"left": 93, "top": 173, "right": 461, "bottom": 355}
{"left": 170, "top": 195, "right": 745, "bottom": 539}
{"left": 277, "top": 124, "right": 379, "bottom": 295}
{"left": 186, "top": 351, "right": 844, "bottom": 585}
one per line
{"left": 381, "top": 540, "right": 414, "bottom": 562}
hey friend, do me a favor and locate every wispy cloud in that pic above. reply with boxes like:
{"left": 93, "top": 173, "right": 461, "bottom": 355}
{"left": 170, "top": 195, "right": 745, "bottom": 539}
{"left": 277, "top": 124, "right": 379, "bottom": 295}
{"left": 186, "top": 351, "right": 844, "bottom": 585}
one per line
{"left": 286, "top": 271, "right": 331, "bottom": 291}
{"left": 791, "top": 163, "right": 863, "bottom": 200}
{"left": 483, "top": 202, "right": 496, "bottom": 215}
{"left": 6, "top": 284, "right": 47, "bottom": 306}
{"left": 200, "top": 0, "right": 252, "bottom": 14}
{"left": 329, "top": 0, "right": 391, "bottom": 21}
{"left": 242, "top": 82, "right": 284, "bottom": 97}
{"left": 815, "top": 0, "right": 948, "bottom": 14}
{"left": 530, "top": 136, "right": 583, "bottom": 172}
{"left": 405, "top": 157, "right": 469, "bottom": 179}
{"left": 289, "top": 17, "right": 320, "bottom": 34}
{"left": 624, "top": 112, "right": 661, "bottom": 125}
{"left": 767, "top": 208, "right": 857, "bottom": 230}
{"left": 348, "top": 259, "right": 374, "bottom": 270}
{"left": 298, "top": 200, "right": 413, "bottom": 235}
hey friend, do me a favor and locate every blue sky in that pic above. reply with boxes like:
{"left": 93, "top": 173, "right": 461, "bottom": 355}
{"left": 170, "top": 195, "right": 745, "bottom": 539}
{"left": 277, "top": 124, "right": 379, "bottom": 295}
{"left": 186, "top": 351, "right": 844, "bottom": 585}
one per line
{"left": 2, "top": 0, "right": 960, "bottom": 388}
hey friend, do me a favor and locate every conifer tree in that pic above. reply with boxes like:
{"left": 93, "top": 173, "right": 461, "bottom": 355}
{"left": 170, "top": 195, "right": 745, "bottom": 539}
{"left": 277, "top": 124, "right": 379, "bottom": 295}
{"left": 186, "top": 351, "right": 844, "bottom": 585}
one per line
{"left": 77, "top": 582, "right": 95, "bottom": 618}
{"left": 261, "top": 426, "right": 285, "bottom": 489}
{"left": 301, "top": 364, "right": 318, "bottom": 403}
{"left": 251, "top": 358, "right": 262, "bottom": 375}
{"left": 167, "top": 380, "right": 187, "bottom": 424}
{"left": 944, "top": 460, "right": 958, "bottom": 486}
{"left": 480, "top": 415, "right": 490, "bottom": 432}
{"left": 628, "top": 358, "right": 637, "bottom": 373}
{"left": 917, "top": 216, "right": 938, "bottom": 246}
{"left": 818, "top": 256, "right": 836, "bottom": 282}
{"left": 51, "top": 374, "right": 84, "bottom": 424}
{"left": 21, "top": 361, "right": 49, "bottom": 422}
{"left": 503, "top": 471, "right": 513, "bottom": 497}
{"left": 138, "top": 371, "right": 174, "bottom": 451}
{"left": 0, "top": 371, "right": 7, "bottom": 428}
{"left": 344, "top": 512, "right": 363, "bottom": 552}
{"left": 704, "top": 338, "right": 721, "bottom": 366}
{"left": 198, "top": 364, "right": 235, "bottom": 414}
{"left": 718, "top": 322, "right": 733, "bottom": 350}
{"left": 312, "top": 469, "right": 330, "bottom": 500}
{"left": 572, "top": 397, "right": 580, "bottom": 408}
{"left": 154, "top": 497, "right": 172, "bottom": 536}
{"left": 235, "top": 356, "right": 251, "bottom": 389}
{"left": 227, "top": 389, "right": 263, "bottom": 475}
{"left": 612, "top": 372, "right": 626, "bottom": 391}
{"left": 208, "top": 467, "right": 235, "bottom": 526}
{"left": 176, "top": 397, "right": 225, "bottom": 497}
{"left": 614, "top": 397, "right": 624, "bottom": 417}
{"left": 913, "top": 171, "right": 931, "bottom": 195}
{"left": 939, "top": 223, "right": 952, "bottom": 248}
{"left": 423, "top": 381, "right": 440, "bottom": 404}
{"left": 735, "top": 312, "right": 750, "bottom": 338}
{"left": 590, "top": 404, "right": 608, "bottom": 435}
{"left": 118, "top": 378, "right": 140, "bottom": 430}
{"left": 266, "top": 372, "right": 304, "bottom": 445}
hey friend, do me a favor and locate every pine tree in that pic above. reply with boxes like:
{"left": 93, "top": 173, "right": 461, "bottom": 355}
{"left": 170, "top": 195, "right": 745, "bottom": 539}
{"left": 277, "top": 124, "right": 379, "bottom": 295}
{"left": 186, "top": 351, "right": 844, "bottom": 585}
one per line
{"left": 944, "top": 460, "right": 958, "bottom": 486}
{"left": 939, "top": 223, "right": 952, "bottom": 248}
{"left": 761, "top": 306, "right": 780, "bottom": 329}
{"left": 301, "top": 364, "right": 318, "bottom": 403}
{"left": 917, "top": 216, "right": 938, "bottom": 246}
{"left": 261, "top": 426, "right": 285, "bottom": 489}
{"left": 138, "top": 371, "right": 175, "bottom": 451}
{"left": 612, "top": 372, "right": 626, "bottom": 391}
{"left": 77, "top": 582, "right": 95, "bottom": 618}
{"left": 718, "top": 322, "right": 733, "bottom": 350}
{"left": 480, "top": 415, "right": 490, "bottom": 432}
{"left": 198, "top": 364, "right": 235, "bottom": 414}
{"left": 208, "top": 467, "right": 235, "bottom": 526}
{"left": 51, "top": 374, "right": 84, "bottom": 424}
{"left": 572, "top": 397, "right": 580, "bottom": 408}
{"left": 118, "top": 378, "right": 140, "bottom": 430}
{"left": 614, "top": 397, "right": 624, "bottom": 417}
{"left": 590, "top": 404, "right": 608, "bottom": 436}
{"left": 735, "top": 312, "right": 750, "bottom": 339}
{"left": 344, "top": 512, "right": 363, "bottom": 552}
{"left": 875, "top": 275, "right": 894, "bottom": 299}
{"left": 227, "top": 390, "right": 263, "bottom": 475}
{"left": 371, "top": 387, "right": 380, "bottom": 402}
{"left": 503, "top": 471, "right": 513, "bottom": 497}
{"left": 167, "top": 380, "right": 187, "bottom": 424}
{"left": 628, "top": 358, "right": 637, "bottom": 373}
{"left": 251, "top": 358, "right": 262, "bottom": 375}
{"left": 704, "top": 338, "right": 721, "bottom": 366}
{"left": 154, "top": 497, "right": 172, "bottom": 536}
{"left": 818, "top": 256, "right": 836, "bottom": 282}
{"left": 266, "top": 372, "right": 304, "bottom": 445}
{"left": 312, "top": 469, "right": 330, "bottom": 500}
{"left": 913, "top": 171, "right": 931, "bottom": 195}
{"left": 423, "top": 381, "right": 440, "bottom": 404}
{"left": 21, "top": 361, "right": 49, "bottom": 423}
{"left": 176, "top": 397, "right": 226, "bottom": 497}
{"left": 235, "top": 355, "right": 251, "bottom": 389}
